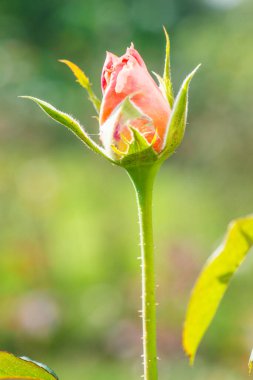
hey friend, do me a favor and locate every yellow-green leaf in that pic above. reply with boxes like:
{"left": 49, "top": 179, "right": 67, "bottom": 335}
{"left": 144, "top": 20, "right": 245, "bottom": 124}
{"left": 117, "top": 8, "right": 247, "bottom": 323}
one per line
{"left": 249, "top": 349, "right": 253, "bottom": 375}
{"left": 59, "top": 59, "right": 90, "bottom": 89}
{"left": 0, "top": 352, "right": 58, "bottom": 380}
{"left": 59, "top": 59, "right": 101, "bottom": 114}
{"left": 0, "top": 377, "right": 37, "bottom": 379}
{"left": 183, "top": 215, "right": 253, "bottom": 364}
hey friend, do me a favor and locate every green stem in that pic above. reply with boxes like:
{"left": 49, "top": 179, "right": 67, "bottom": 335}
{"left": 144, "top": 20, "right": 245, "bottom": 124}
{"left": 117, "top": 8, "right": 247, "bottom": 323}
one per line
{"left": 127, "top": 164, "right": 160, "bottom": 380}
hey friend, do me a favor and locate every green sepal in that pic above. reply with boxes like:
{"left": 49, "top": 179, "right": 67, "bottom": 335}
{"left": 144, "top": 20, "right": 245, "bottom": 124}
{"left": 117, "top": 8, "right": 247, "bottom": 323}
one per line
{"left": 119, "top": 127, "right": 158, "bottom": 168}
{"left": 159, "top": 64, "right": 200, "bottom": 162}
{"left": 183, "top": 215, "right": 253, "bottom": 364}
{"left": 20, "top": 96, "right": 114, "bottom": 163}
{"left": 249, "top": 349, "right": 253, "bottom": 375}
{"left": 163, "top": 27, "right": 174, "bottom": 107}
{"left": 128, "top": 127, "right": 151, "bottom": 155}
{"left": 111, "top": 125, "right": 151, "bottom": 158}
{"left": 120, "top": 145, "right": 158, "bottom": 168}
{"left": 0, "top": 351, "right": 58, "bottom": 380}
{"left": 120, "top": 147, "right": 158, "bottom": 169}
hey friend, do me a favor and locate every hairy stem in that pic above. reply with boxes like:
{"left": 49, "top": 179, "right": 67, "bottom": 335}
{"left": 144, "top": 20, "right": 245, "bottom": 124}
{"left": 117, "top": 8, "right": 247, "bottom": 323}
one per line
{"left": 128, "top": 164, "right": 159, "bottom": 380}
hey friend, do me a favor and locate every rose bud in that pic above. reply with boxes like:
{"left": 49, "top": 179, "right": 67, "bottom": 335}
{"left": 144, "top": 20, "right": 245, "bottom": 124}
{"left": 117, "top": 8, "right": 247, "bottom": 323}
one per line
{"left": 99, "top": 44, "right": 171, "bottom": 159}
{"left": 22, "top": 30, "right": 199, "bottom": 168}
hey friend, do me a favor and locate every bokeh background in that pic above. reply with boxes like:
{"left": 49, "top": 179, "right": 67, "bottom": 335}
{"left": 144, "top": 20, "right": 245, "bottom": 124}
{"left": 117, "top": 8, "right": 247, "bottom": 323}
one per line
{"left": 1, "top": 0, "right": 253, "bottom": 378}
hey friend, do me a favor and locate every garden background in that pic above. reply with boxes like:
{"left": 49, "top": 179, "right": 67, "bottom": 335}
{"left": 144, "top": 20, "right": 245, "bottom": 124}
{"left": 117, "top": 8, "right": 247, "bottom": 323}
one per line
{"left": 0, "top": 0, "right": 253, "bottom": 378}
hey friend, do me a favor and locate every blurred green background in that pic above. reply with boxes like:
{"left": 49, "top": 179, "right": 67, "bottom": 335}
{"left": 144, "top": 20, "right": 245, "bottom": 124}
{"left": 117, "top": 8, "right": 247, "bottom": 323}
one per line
{"left": 1, "top": 0, "right": 253, "bottom": 378}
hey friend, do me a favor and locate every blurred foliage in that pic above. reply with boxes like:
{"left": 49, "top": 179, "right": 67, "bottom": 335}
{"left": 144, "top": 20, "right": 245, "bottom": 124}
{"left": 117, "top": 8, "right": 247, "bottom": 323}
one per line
{"left": 1, "top": 0, "right": 253, "bottom": 379}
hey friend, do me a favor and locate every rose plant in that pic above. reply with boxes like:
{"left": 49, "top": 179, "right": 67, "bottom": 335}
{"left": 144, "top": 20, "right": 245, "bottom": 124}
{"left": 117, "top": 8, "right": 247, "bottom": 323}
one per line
{"left": 17, "top": 29, "right": 200, "bottom": 380}
{"left": 1, "top": 26, "right": 252, "bottom": 380}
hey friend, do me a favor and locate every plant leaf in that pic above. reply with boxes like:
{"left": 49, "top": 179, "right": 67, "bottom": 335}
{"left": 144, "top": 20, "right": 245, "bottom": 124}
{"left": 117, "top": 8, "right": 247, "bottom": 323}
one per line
{"left": 19, "top": 358, "right": 58, "bottom": 380}
{"left": 59, "top": 60, "right": 101, "bottom": 114}
{"left": 249, "top": 349, "right": 253, "bottom": 375}
{"left": 163, "top": 26, "right": 174, "bottom": 107}
{"left": 183, "top": 215, "right": 253, "bottom": 364}
{"left": 160, "top": 64, "right": 200, "bottom": 161}
{"left": 20, "top": 96, "right": 112, "bottom": 163}
{"left": 0, "top": 352, "right": 58, "bottom": 380}
{"left": 59, "top": 60, "right": 90, "bottom": 89}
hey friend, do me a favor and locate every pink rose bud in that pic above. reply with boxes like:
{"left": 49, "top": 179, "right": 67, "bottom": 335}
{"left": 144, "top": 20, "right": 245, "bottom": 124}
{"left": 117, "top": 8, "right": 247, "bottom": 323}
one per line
{"left": 99, "top": 44, "right": 171, "bottom": 158}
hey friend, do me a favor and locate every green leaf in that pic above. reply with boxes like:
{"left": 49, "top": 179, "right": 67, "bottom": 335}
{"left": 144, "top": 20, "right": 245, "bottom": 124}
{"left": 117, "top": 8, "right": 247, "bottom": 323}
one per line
{"left": 160, "top": 64, "right": 200, "bottom": 161}
{"left": 0, "top": 352, "right": 58, "bottom": 380}
{"left": 183, "top": 215, "right": 253, "bottom": 364}
{"left": 20, "top": 96, "right": 113, "bottom": 163}
{"left": 249, "top": 349, "right": 253, "bottom": 375}
{"left": 19, "top": 358, "right": 58, "bottom": 380}
{"left": 162, "top": 26, "right": 174, "bottom": 107}
{"left": 59, "top": 60, "right": 101, "bottom": 114}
